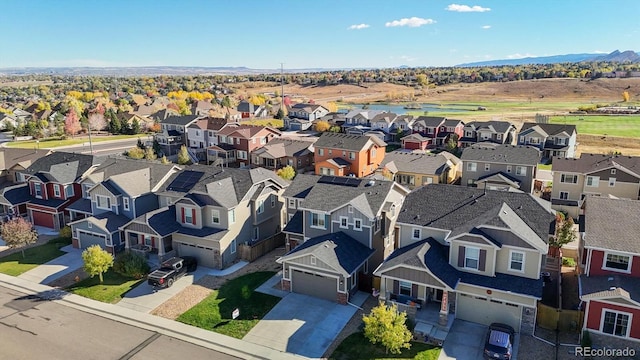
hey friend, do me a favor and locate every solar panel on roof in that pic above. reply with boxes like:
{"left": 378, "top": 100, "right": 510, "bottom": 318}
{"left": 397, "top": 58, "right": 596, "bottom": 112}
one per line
{"left": 167, "top": 170, "right": 204, "bottom": 192}
{"left": 317, "top": 175, "right": 361, "bottom": 187}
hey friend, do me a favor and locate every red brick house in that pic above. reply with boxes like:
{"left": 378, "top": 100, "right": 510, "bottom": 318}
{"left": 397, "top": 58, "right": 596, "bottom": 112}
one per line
{"left": 401, "top": 133, "right": 430, "bottom": 151}
{"left": 579, "top": 196, "right": 640, "bottom": 348}
{"left": 314, "top": 133, "right": 386, "bottom": 177}
{"left": 207, "top": 124, "right": 281, "bottom": 167}
{"left": 411, "top": 116, "right": 464, "bottom": 148}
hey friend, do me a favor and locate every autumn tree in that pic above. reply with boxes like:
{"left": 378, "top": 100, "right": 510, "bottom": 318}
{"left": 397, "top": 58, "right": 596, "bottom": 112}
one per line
{"left": 276, "top": 165, "right": 296, "bottom": 180}
{"left": 0, "top": 218, "right": 38, "bottom": 258}
{"left": 324, "top": 102, "right": 338, "bottom": 112}
{"left": 126, "top": 147, "right": 145, "bottom": 159}
{"left": 314, "top": 120, "right": 331, "bottom": 132}
{"left": 416, "top": 74, "right": 429, "bottom": 86}
{"left": 64, "top": 108, "right": 82, "bottom": 137}
{"left": 88, "top": 113, "right": 106, "bottom": 132}
{"left": 362, "top": 303, "right": 412, "bottom": 354}
{"left": 220, "top": 96, "right": 234, "bottom": 117}
{"left": 144, "top": 147, "right": 157, "bottom": 160}
{"left": 160, "top": 155, "right": 170, "bottom": 164}
{"left": 82, "top": 245, "right": 114, "bottom": 284}
{"left": 177, "top": 145, "right": 191, "bottom": 165}
{"left": 622, "top": 91, "right": 630, "bottom": 102}
{"left": 550, "top": 213, "right": 577, "bottom": 249}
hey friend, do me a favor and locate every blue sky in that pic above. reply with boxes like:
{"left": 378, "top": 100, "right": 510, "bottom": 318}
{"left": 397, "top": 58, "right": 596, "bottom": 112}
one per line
{"left": 1, "top": 0, "right": 639, "bottom": 69}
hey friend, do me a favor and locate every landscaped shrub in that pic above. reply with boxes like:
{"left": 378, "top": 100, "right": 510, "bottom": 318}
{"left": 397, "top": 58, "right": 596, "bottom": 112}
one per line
{"left": 59, "top": 226, "right": 72, "bottom": 239}
{"left": 113, "top": 251, "right": 150, "bottom": 279}
{"left": 562, "top": 257, "right": 576, "bottom": 267}
{"left": 581, "top": 329, "right": 592, "bottom": 348}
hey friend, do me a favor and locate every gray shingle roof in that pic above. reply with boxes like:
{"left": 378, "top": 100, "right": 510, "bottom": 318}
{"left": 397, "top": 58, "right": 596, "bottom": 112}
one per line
{"left": 0, "top": 148, "right": 51, "bottom": 171}
{"left": 414, "top": 116, "right": 446, "bottom": 127}
{"left": 91, "top": 212, "right": 130, "bottom": 233}
{"left": 552, "top": 153, "right": 640, "bottom": 176}
{"left": 520, "top": 122, "right": 576, "bottom": 136}
{"left": 252, "top": 138, "right": 313, "bottom": 159}
{"left": 580, "top": 275, "right": 640, "bottom": 303}
{"left": 66, "top": 198, "right": 92, "bottom": 213}
{"left": 161, "top": 115, "right": 200, "bottom": 126}
{"left": 289, "top": 174, "right": 396, "bottom": 219}
{"left": 461, "top": 145, "right": 540, "bottom": 165}
{"left": 279, "top": 232, "right": 374, "bottom": 275}
{"left": 583, "top": 196, "right": 640, "bottom": 253}
{"left": 398, "top": 184, "right": 555, "bottom": 241}
{"left": 381, "top": 151, "right": 459, "bottom": 175}
{"left": 465, "top": 121, "right": 515, "bottom": 134}
{"left": 282, "top": 174, "right": 320, "bottom": 199}
{"left": 314, "top": 132, "right": 386, "bottom": 151}
{"left": 25, "top": 151, "right": 99, "bottom": 184}
{"left": 283, "top": 211, "right": 303, "bottom": 234}
{"left": 86, "top": 157, "right": 177, "bottom": 197}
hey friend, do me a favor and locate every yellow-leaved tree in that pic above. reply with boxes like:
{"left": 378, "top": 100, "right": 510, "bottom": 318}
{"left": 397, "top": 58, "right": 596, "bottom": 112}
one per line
{"left": 622, "top": 91, "right": 630, "bottom": 102}
{"left": 362, "top": 302, "right": 412, "bottom": 354}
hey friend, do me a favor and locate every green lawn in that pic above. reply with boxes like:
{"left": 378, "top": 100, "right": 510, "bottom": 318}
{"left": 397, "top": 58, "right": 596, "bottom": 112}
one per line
{"left": 177, "top": 271, "right": 280, "bottom": 339}
{"left": 330, "top": 332, "right": 441, "bottom": 360}
{"left": 0, "top": 237, "right": 71, "bottom": 276}
{"left": 66, "top": 269, "right": 144, "bottom": 303}
{"left": 537, "top": 163, "right": 552, "bottom": 171}
{"left": 240, "top": 119, "right": 284, "bottom": 128}
{"left": 550, "top": 115, "right": 640, "bottom": 137}
{"left": 5, "top": 134, "right": 142, "bottom": 149}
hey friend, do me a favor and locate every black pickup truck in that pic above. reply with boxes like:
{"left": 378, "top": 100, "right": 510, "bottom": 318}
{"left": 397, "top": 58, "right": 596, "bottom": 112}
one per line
{"left": 147, "top": 256, "right": 197, "bottom": 289}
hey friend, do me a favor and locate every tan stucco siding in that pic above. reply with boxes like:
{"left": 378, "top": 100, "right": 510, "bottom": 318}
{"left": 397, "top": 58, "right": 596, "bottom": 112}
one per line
{"left": 495, "top": 247, "right": 541, "bottom": 279}
{"left": 450, "top": 241, "right": 496, "bottom": 276}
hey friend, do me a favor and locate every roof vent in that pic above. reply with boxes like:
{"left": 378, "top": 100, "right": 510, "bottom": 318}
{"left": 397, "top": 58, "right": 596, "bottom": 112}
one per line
{"left": 608, "top": 277, "right": 614, "bottom": 281}
{"left": 367, "top": 180, "right": 375, "bottom": 187}
{"left": 609, "top": 286, "right": 617, "bottom": 291}
{"left": 415, "top": 214, "right": 421, "bottom": 220}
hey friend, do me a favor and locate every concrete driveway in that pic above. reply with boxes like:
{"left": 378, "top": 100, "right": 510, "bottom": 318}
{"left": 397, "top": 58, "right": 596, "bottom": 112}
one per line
{"left": 116, "top": 267, "right": 209, "bottom": 313}
{"left": 244, "top": 292, "right": 368, "bottom": 358}
{"left": 438, "top": 320, "right": 487, "bottom": 360}
{"left": 17, "top": 245, "right": 84, "bottom": 285}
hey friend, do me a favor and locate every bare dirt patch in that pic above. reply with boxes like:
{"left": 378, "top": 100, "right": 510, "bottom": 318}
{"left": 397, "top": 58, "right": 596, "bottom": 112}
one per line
{"left": 150, "top": 247, "right": 286, "bottom": 320}
{"left": 577, "top": 134, "right": 640, "bottom": 156}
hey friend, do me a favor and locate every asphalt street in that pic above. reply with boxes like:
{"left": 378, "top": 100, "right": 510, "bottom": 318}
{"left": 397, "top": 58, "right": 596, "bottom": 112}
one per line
{"left": 0, "top": 284, "right": 239, "bottom": 360}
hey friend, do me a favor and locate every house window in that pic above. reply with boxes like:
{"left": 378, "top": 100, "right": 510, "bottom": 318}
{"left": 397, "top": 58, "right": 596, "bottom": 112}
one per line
{"left": 497, "top": 134, "right": 502, "bottom": 140}
{"left": 608, "top": 178, "right": 616, "bottom": 187}
{"left": 237, "top": 151, "right": 247, "bottom": 160}
{"left": 318, "top": 148, "right": 324, "bottom": 156}
{"left": 257, "top": 199, "right": 264, "bottom": 214}
{"left": 342, "top": 151, "right": 346, "bottom": 157}
{"left": 212, "top": 210, "right": 220, "bottom": 224}
{"left": 328, "top": 149, "right": 332, "bottom": 155}
{"left": 423, "top": 176, "right": 433, "bottom": 185}
{"left": 144, "top": 234, "right": 152, "bottom": 246}
{"left": 354, "top": 219, "right": 362, "bottom": 231}
{"left": 54, "top": 185, "right": 61, "bottom": 197}
{"left": 529, "top": 137, "right": 539, "bottom": 144}
{"left": 556, "top": 137, "right": 566, "bottom": 145}
{"left": 399, "top": 281, "right": 412, "bottom": 296}
{"left": 123, "top": 197, "right": 130, "bottom": 211}
{"left": 253, "top": 227, "right": 259, "bottom": 241}
{"left": 560, "top": 174, "right": 577, "bottom": 183}
{"left": 231, "top": 239, "right": 237, "bottom": 254}
{"left": 320, "top": 167, "right": 335, "bottom": 176}
{"left": 604, "top": 253, "right": 631, "bottom": 272}
{"left": 289, "top": 199, "right": 296, "bottom": 209}
{"left": 466, "top": 162, "right": 477, "bottom": 172}
{"left": 515, "top": 166, "right": 527, "bottom": 176}
{"left": 87, "top": 222, "right": 92, "bottom": 229}
{"left": 310, "top": 256, "right": 316, "bottom": 265}
{"left": 349, "top": 152, "right": 356, "bottom": 160}
{"left": 412, "top": 228, "right": 421, "bottom": 239}
{"left": 34, "top": 183, "right": 42, "bottom": 198}
{"left": 96, "top": 195, "right": 110, "bottom": 210}
{"left": 484, "top": 163, "right": 491, "bottom": 171}
{"left": 371, "top": 148, "right": 376, "bottom": 158}
{"left": 348, "top": 205, "right": 353, "bottom": 213}
{"left": 509, "top": 251, "right": 525, "bottom": 272}
{"left": 601, "top": 310, "right": 631, "bottom": 338}
{"left": 196, "top": 130, "right": 200, "bottom": 136}
{"left": 559, "top": 191, "right": 569, "bottom": 200}
{"left": 506, "top": 165, "right": 512, "bottom": 173}
{"left": 586, "top": 176, "right": 600, "bottom": 187}
{"left": 465, "top": 247, "right": 480, "bottom": 270}
{"left": 340, "top": 216, "right": 348, "bottom": 229}
{"left": 519, "top": 136, "right": 525, "bottom": 143}
{"left": 261, "top": 137, "right": 267, "bottom": 145}
{"left": 228, "top": 209, "right": 236, "bottom": 224}
{"left": 271, "top": 194, "right": 276, "bottom": 207}
{"left": 65, "top": 185, "right": 74, "bottom": 197}
{"left": 185, "top": 209, "right": 193, "bottom": 224}
{"left": 311, "top": 212, "right": 326, "bottom": 229}
{"left": 611, "top": 169, "right": 617, "bottom": 175}
{"left": 252, "top": 138, "right": 256, "bottom": 144}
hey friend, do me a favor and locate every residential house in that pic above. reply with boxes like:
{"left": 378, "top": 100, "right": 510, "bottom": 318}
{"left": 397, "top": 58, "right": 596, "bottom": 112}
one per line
{"left": 550, "top": 153, "right": 640, "bottom": 219}
{"left": 0, "top": 113, "right": 18, "bottom": 130}
{"left": 401, "top": 133, "right": 430, "bottom": 151}
{"left": 155, "top": 115, "right": 201, "bottom": 155}
{"left": 411, "top": 116, "right": 446, "bottom": 148}
{"left": 375, "top": 184, "right": 555, "bottom": 334}
{"left": 278, "top": 174, "right": 410, "bottom": 303}
{"left": 517, "top": 123, "right": 577, "bottom": 161}
{"left": 251, "top": 138, "right": 315, "bottom": 172}
{"left": 369, "top": 112, "right": 399, "bottom": 142}
{"left": 190, "top": 100, "right": 216, "bottom": 116}
{"left": 288, "top": 103, "right": 329, "bottom": 121}
{"left": 343, "top": 109, "right": 386, "bottom": 129}
{"left": 149, "top": 108, "right": 181, "bottom": 122}
{"left": 237, "top": 101, "right": 269, "bottom": 119}
{"left": 67, "top": 158, "right": 179, "bottom": 254}
{"left": 460, "top": 121, "right": 517, "bottom": 148}
{"left": 378, "top": 150, "right": 461, "bottom": 189}
{"left": 0, "top": 148, "right": 52, "bottom": 217}
{"left": 117, "top": 112, "right": 153, "bottom": 132}
{"left": 392, "top": 115, "right": 416, "bottom": 134}
{"left": 579, "top": 196, "right": 640, "bottom": 349}
{"left": 314, "top": 133, "right": 386, "bottom": 178}
{"left": 461, "top": 144, "right": 541, "bottom": 193}
{"left": 436, "top": 119, "right": 465, "bottom": 148}
{"left": 22, "top": 152, "right": 100, "bottom": 230}
{"left": 187, "top": 117, "right": 235, "bottom": 149}
{"left": 207, "top": 124, "right": 281, "bottom": 167}
{"left": 284, "top": 117, "right": 314, "bottom": 131}
{"left": 122, "top": 166, "right": 288, "bottom": 268}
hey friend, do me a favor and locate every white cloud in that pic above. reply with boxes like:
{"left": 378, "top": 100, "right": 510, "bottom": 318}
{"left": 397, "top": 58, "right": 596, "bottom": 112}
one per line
{"left": 506, "top": 53, "right": 536, "bottom": 59}
{"left": 385, "top": 17, "right": 436, "bottom": 28}
{"left": 593, "top": 50, "right": 608, "bottom": 54}
{"left": 481, "top": 25, "right": 491, "bottom": 29}
{"left": 390, "top": 55, "right": 417, "bottom": 62}
{"left": 446, "top": 4, "right": 491, "bottom": 12}
{"left": 348, "top": 23, "right": 370, "bottom": 30}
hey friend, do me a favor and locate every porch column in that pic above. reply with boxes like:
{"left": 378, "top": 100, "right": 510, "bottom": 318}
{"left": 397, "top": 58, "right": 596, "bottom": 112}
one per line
{"left": 439, "top": 291, "right": 448, "bottom": 326}
{"left": 124, "top": 230, "right": 131, "bottom": 249}
{"left": 157, "top": 237, "right": 164, "bottom": 256}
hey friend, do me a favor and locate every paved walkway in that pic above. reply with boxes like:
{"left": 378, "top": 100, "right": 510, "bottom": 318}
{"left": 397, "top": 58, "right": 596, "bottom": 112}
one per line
{"left": 0, "top": 273, "right": 303, "bottom": 360}
{"left": 244, "top": 291, "right": 368, "bottom": 358}
{"left": 254, "top": 271, "right": 289, "bottom": 298}
{"left": 17, "top": 245, "right": 84, "bottom": 285}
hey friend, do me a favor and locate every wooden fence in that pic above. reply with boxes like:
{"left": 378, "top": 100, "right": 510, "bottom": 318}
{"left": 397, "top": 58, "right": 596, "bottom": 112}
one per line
{"left": 537, "top": 303, "right": 583, "bottom": 332}
{"left": 237, "top": 233, "right": 285, "bottom": 262}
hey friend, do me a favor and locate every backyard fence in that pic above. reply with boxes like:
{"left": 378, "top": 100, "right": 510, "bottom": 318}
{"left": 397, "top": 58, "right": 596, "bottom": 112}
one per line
{"left": 237, "top": 233, "right": 285, "bottom": 262}
{"left": 537, "top": 303, "right": 583, "bottom": 332}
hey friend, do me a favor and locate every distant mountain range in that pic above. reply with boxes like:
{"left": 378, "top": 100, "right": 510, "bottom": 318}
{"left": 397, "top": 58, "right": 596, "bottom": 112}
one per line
{"left": 0, "top": 66, "right": 331, "bottom": 76}
{"left": 457, "top": 50, "right": 640, "bottom": 67}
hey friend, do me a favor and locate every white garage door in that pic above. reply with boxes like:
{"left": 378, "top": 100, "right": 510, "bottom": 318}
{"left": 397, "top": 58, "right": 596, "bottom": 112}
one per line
{"left": 456, "top": 293, "right": 521, "bottom": 330}
{"left": 291, "top": 269, "right": 337, "bottom": 302}
{"left": 178, "top": 243, "right": 216, "bottom": 268}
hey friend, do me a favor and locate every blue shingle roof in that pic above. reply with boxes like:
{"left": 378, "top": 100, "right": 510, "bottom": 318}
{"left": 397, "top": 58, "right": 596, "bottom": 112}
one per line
{"left": 177, "top": 226, "right": 227, "bottom": 240}
{"left": 147, "top": 206, "right": 181, "bottom": 236}
{"left": 92, "top": 212, "right": 130, "bottom": 233}
{"left": 3, "top": 185, "right": 31, "bottom": 205}
{"left": 29, "top": 197, "right": 66, "bottom": 208}
{"left": 102, "top": 180, "right": 122, "bottom": 196}
{"left": 67, "top": 198, "right": 92, "bottom": 213}
{"left": 283, "top": 211, "right": 303, "bottom": 234}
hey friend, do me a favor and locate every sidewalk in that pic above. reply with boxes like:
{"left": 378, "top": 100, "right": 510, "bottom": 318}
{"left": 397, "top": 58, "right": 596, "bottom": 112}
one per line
{"left": 17, "top": 245, "right": 84, "bottom": 285}
{"left": 255, "top": 271, "right": 290, "bottom": 298}
{"left": 0, "top": 273, "right": 305, "bottom": 360}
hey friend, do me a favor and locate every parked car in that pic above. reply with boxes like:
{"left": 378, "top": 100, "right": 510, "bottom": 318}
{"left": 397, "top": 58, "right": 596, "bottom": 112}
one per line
{"left": 147, "top": 257, "right": 197, "bottom": 289}
{"left": 483, "top": 323, "right": 515, "bottom": 360}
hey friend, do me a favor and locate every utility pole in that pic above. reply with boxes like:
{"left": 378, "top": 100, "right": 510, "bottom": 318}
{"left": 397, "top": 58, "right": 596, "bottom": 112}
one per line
{"left": 87, "top": 120, "right": 94, "bottom": 154}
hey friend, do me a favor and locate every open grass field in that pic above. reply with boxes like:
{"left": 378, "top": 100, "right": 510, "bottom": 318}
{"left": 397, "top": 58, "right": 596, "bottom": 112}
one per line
{"left": 5, "top": 134, "right": 140, "bottom": 149}
{"left": 550, "top": 115, "right": 640, "bottom": 137}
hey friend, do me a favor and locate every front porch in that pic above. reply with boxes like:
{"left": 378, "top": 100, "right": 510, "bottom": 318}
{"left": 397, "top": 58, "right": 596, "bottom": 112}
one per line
{"left": 384, "top": 297, "right": 455, "bottom": 346}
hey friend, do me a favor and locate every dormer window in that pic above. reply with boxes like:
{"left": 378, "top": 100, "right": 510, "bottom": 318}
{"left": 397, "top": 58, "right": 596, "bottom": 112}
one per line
{"left": 611, "top": 169, "right": 616, "bottom": 175}
{"left": 185, "top": 209, "right": 193, "bottom": 224}
{"left": 65, "top": 185, "right": 74, "bottom": 197}
{"left": 464, "top": 247, "right": 480, "bottom": 270}
{"left": 54, "top": 185, "right": 61, "bottom": 197}
{"left": 34, "top": 183, "right": 42, "bottom": 198}
{"left": 123, "top": 197, "right": 130, "bottom": 211}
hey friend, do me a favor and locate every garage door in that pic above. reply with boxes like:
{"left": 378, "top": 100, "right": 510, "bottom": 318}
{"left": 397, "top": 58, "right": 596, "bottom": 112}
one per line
{"left": 456, "top": 293, "right": 521, "bottom": 330}
{"left": 178, "top": 243, "right": 216, "bottom": 268}
{"left": 77, "top": 230, "right": 106, "bottom": 249}
{"left": 32, "top": 211, "right": 54, "bottom": 228}
{"left": 291, "top": 269, "right": 337, "bottom": 302}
